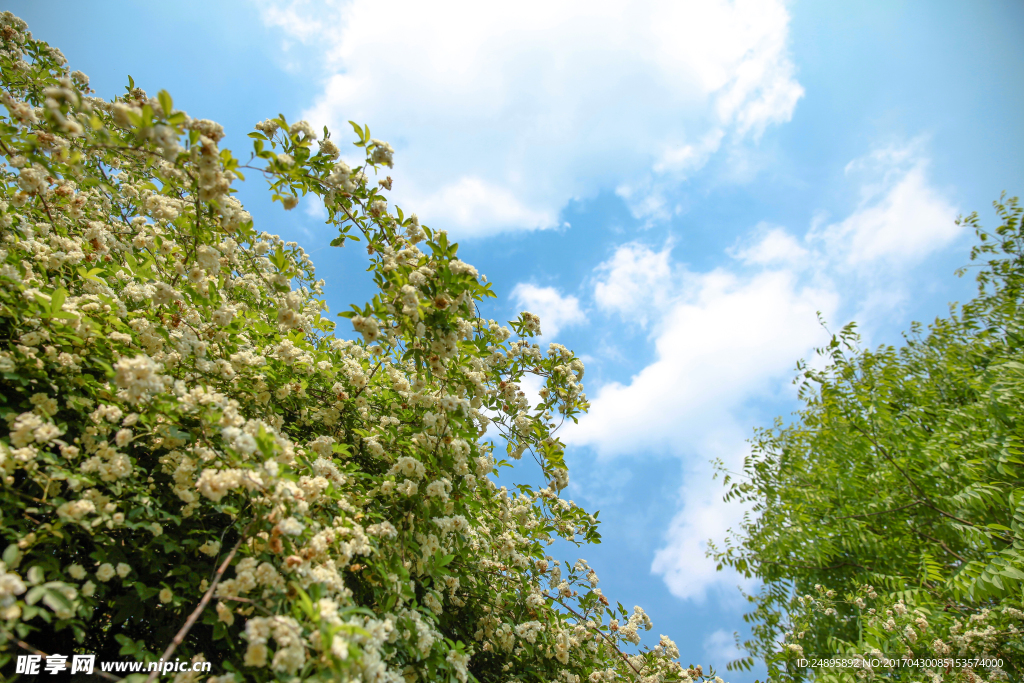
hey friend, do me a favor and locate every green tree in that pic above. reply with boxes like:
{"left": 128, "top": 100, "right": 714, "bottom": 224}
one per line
{"left": 713, "top": 198, "right": 1024, "bottom": 682}
{"left": 0, "top": 12, "right": 718, "bottom": 683}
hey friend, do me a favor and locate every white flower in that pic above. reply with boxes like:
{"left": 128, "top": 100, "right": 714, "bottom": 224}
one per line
{"left": 217, "top": 601, "right": 235, "bottom": 625}
{"left": 244, "top": 642, "right": 268, "bottom": 667}
{"left": 370, "top": 139, "right": 394, "bottom": 167}
{"left": 277, "top": 517, "right": 304, "bottom": 536}
{"left": 159, "top": 588, "right": 173, "bottom": 603}
{"left": 199, "top": 540, "right": 222, "bottom": 557}
{"left": 96, "top": 564, "right": 115, "bottom": 582}
{"left": 423, "top": 592, "right": 443, "bottom": 615}
{"left": 397, "top": 479, "right": 418, "bottom": 496}
{"left": 425, "top": 478, "right": 452, "bottom": 500}
{"left": 255, "top": 119, "right": 280, "bottom": 137}
{"left": 289, "top": 120, "right": 316, "bottom": 140}
{"left": 212, "top": 306, "right": 235, "bottom": 327}
{"left": 352, "top": 315, "right": 380, "bottom": 342}
{"left": 56, "top": 499, "right": 96, "bottom": 521}
{"left": 196, "top": 245, "right": 221, "bottom": 271}
{"left": 390, "top": 456, "right": 426, "bottom": 480}
{"left": 114, "top": 429, "right": 132, "bottom": 447}
{"left": 0, "top": 569, "right": 27, "bottom": 601}
{"left": 319, "top": 138, "right": 340, "bottom": 159}
{"left": 113, "top": 354, "right": 163, "bottom": 402}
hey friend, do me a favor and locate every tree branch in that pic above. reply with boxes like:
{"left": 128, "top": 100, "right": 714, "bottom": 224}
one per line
{"left": 916, "top": 529, "right": 969, "bottom": 563}
{"left": 143, "top": 535, "right": 244, "bottom": 683}
{"left": 846, "top": 422, "right": 1011, "bottom": 543}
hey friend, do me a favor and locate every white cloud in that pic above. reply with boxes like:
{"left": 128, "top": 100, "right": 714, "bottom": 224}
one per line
{"left": 259, "top": 1, "right": 324, "bottom": 41}
{"left": 652, "top": 130, "right": 726, "bottom": 176}
{"left": 569, "top": 259, "right": 835, "bottom": 600}
{"left": 727, "top": 144, "right": 960, "bottom": 275}
{"left": 651, "top": 438, "right": 758, "bottom": 601}
{"left": 593, "top": 241, "right": 674, "bottom": 326}
{"left": 811, "top": 143, "right": 961, "bottom": 266}
{"left": 573, "top": 260, "right": 837, "bottom": 599}
{"left": 729, "top": 222, "right": 809, "bottom": 267}
{"left": 256, "top": 0, "right": 802, "bottom": 236}
{"left": 573, "top": 140, "right": 960, "bottom": 600}
{"left": 410, "top": 177, "right": 555, "bottom": 233}
{"left": 703, "top": 628, "right": 744, "bottom": 667}
{"left": 511, "top": 283, "right": 586, "bottom": 339}
{"left": 303, "top": 194, "right": 328, "bottom": 221}
{"left": 565, "top": 267, "right": 837, "bottom": 457}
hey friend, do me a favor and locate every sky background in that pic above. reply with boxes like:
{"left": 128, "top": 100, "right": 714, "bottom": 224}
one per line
{"left": 10, "top": 1, "right": 1024, "bottom": 680}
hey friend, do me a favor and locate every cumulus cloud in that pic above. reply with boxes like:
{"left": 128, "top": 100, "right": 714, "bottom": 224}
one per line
{"left": 255, "top": 0, "right": 802, "bottom": 235}
{"left": 650, "top": 440, "right": 758, "bottom": 601}
{"left": 571, "top": 140, "right": 960, "bottom": 600}
{"left": 809, "top": 146, "right": 961, "bottom": 266}
{"left": 566, "top": 267, "right": 836, "bottom": 457}
{"left": 728, "top": 144, "right": 961, "bottom": 274}
{"left": 573, "top": 257, "right": 838, "bottom": 600}
{"left": 564, "top": 263, "right": 827, "bottom": 602}
{"left": 728, "top": 222, "right": 810, "bottom": 267}
{"left": 511, "top": 283, "right": 586, "bottom": 339}
{"left": 412, "top": 177, "right": 555, "bottom": 233}
{"left": 593, "top": 241, "right": 675, "bottom": 326}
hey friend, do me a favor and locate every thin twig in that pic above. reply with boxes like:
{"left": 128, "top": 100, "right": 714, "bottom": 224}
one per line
{"left": 217, "top": 595, "right": 273, "bottom": 616}
{"left": 38, "top": 194, "right": 55, "bottom": 224}
{"left": 143, "top": 535, "right": 244, "bottom": 683}
{"left": 917, "top": 529, "right": 970, "bottom": 564}
{"left": 354, "top": 351, "right": 389, "bottom": 399}
{"left": 847, "top": 422, "right": 1011, "bottom": 543}
{"left": 762, "top": 559, "right": 870, "bottom": 572}
{"left": 847, "top": 421, "right": 928, "bottom": 500}
{"left": 917, "top": 499, "right": 1012, "bottom": 543}
{"left": 553, "top": 596, "right": 641, "bottom": 680}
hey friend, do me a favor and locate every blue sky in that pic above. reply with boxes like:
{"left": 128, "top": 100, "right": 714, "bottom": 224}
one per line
{"left": 12, "top": 1, "right": 1024, "bottom": 679}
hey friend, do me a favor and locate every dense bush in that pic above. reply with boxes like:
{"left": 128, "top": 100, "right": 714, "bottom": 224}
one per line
{"left": 0, "top": 13, "right": 717, "bottom": 683}
{"left": 713, "top": 198, "right": 1024, "bottom": 682}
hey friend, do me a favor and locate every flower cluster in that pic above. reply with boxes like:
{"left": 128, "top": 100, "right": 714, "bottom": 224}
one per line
{"left": 779, "top": 583, "right": 1021, "bottom": 682}
{"left": 0, "top": 13, "right": 720, "bottom": 683}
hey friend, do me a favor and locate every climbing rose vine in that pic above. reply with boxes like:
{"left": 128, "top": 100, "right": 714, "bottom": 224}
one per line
{"left": 0, "top": 13, "right": 722, "bottom": 683}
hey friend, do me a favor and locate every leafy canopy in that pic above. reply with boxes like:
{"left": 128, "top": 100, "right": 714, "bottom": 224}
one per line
{"left": 713, "top": 198, "right": 1024, "bottom": 682}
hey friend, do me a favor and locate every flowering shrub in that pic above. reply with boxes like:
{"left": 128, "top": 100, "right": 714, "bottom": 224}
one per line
{"left": 0, "top": 12, "right": 724, "bottom": 683}
{"left": 712, "top": 198, "right": 1024, "bottom": 681}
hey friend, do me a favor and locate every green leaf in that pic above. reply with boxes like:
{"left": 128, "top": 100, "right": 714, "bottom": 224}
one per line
{"left": 49, "top": 287, "right": 67, "bottom": 316}
{"left": 349, "top": 120, "right": 364, "bottom": 142}
{"left": 157, "top": 90, "right": 173, "bottom": 117}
